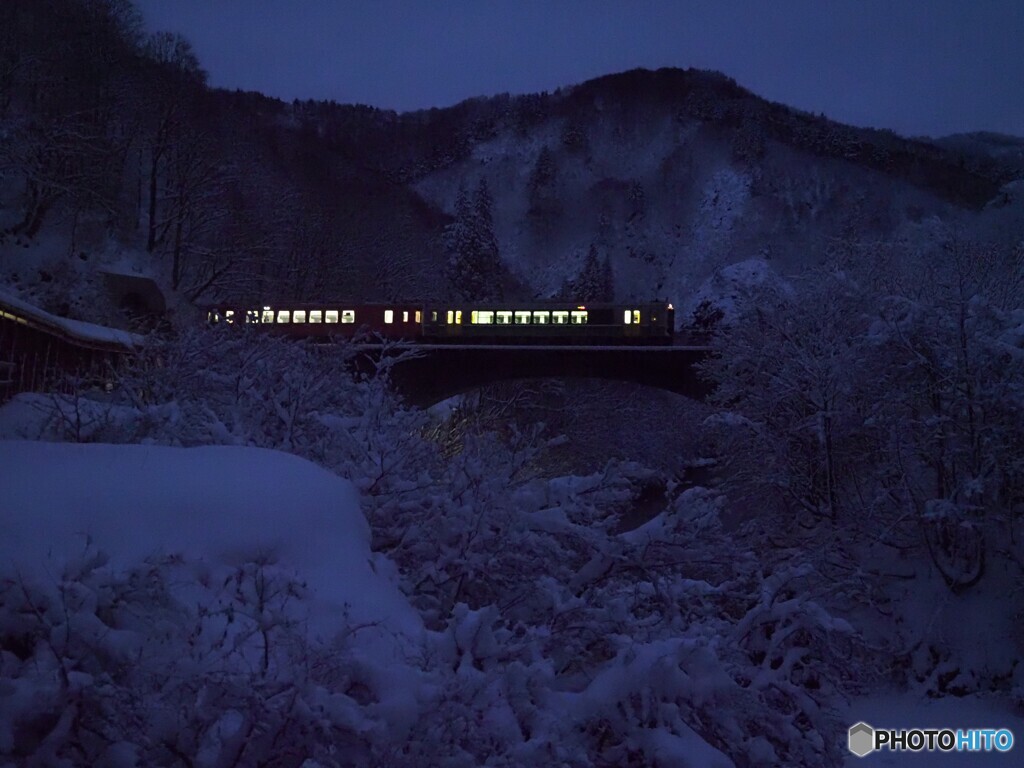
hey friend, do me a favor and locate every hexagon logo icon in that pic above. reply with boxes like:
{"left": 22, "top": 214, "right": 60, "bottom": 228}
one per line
{"left": 848, "top": 722, "right": 875, "bottom": 757}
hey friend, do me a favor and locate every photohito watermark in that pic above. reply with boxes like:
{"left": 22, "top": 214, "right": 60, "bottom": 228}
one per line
{"left": 848, "top": 722, "right": 1014, "bottom": 757}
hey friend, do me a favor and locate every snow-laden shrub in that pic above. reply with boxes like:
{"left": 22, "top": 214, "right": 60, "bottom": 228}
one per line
{"left": 21, "top": 327, "right": 438, "bottom": 495}
{"left": 0, "top": 550, "right": 404, "bottom": 767}
{"left": 374, "top": 480, "right": 859, "bottom": 767}
{"left": 1, "top": 324, "right": 872, "bottom": 765}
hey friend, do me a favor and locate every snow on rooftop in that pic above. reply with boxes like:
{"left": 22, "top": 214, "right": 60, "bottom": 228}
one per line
{"left": 0, "top": 286, "right": 146, "bottom": 349}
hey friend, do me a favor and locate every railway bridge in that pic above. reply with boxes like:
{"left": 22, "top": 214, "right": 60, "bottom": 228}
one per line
{"left": 1, "top": 291, "right": 712, "bottom": 407}
{"left": 358, "top": 341, "right": 713, "bottom": 407}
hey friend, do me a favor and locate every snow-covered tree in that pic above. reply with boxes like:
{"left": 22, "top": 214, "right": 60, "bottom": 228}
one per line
{"left": 443, "top": 180, "right": 503, "bottom": 301}
{"left": 561, "top": 244, "right": 614, "bottom": 301}
{"left": 702, "top": 271, "right": 869, "bottom": 524}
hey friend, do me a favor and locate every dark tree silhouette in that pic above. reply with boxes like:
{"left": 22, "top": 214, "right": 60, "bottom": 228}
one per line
{"left": 443, "top": 180, "right": 503, "bottom": 301}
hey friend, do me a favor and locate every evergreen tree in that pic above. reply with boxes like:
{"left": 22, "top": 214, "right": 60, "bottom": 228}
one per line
{"left": 442, "top": 181, "right": 503, "bottom": 301}
{"left": 565, "top": 244, "right": 614, "bottom": 301}
{"left": 600, "top": 253, "right": 614, "bottom": 301}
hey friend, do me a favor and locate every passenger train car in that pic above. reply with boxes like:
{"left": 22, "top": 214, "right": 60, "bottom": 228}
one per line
{"left": 205, "top": 301, "right": 675, "bottom": 344}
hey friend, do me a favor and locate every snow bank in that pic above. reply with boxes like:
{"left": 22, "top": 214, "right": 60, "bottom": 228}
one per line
{"left": 0, "top": 440, "right": 420, "bottom": 640}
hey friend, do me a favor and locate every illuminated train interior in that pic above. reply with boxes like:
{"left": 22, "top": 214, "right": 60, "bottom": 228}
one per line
{"left": 205, "top": 302, "right": 676, "bottom": 343}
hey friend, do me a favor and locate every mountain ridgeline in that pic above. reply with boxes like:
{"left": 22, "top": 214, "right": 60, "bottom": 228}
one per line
{"left": 0, "top": 0, "right": 1021, "bottom": 318}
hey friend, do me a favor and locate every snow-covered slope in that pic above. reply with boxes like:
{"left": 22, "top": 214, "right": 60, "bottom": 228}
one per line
{"left": 405, "top": 70, "right": 1020, "bottom": 317}
{"left": 0, "top": 440, "right": 420, "bottom": 641}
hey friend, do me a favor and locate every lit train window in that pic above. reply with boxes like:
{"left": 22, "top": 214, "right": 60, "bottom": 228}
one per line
{"left": 496, "top": 311, "right": 512, "bottom": 324}
{"left": 432, "top": 311, "right": 438, "bottom": 322}
{"left": 342, "top": 310, "right": 355, "bottom": 324}
{"left": 326, "top": 310, "right": 339, "bottom": 323}
{"left": 447, "top": 310, "right": 454, "bottom": 324}
{"left": 570, "top": 311, "right": 588, "bottom": 324}
{"left": 472, "top": 310, "right": 494, "bottom": 324}
{"left": 455, "top": 310, "right": 462, "bottom": 324}
{"left": 415, "top": 310, "right": 422, "bottom": 323}
{"left": 262, "top": 309, "right": 274, "bottom": 324}
{"left": 246, "top": 310, "right": 259, "bottom": 323}
{"left": 632, "top": 309, "right": 640, "bottom": 324}
{"left": 514, "top": 311, "right": 531, "bottom": 324}
{"left": 1, "top": 309, "right": 28, "bottom": 324}
{"left": 277, "top": 310, "right": 290, "bottom": 323}
{"left": 384, "top": 310, "right": 394, "bottom": 324}
{"left": 623, "top": 309, "right": 632, "bottom": 324}
{"left": 552, "top": 311, "right": 569, "bottom": 324}
{"left": 310, "top": 310, "right": 322, "bottom": 323}
{"left": 208, "top": 311, "right": 220, "bottom": 323}
{"left": 293, "top": 310, "right": 306, "bottom": 323}
{"left": 402, "top": 311, "right": 409, "bottom": 322}
{"left": 533, "top": 311, "right": 550, "bottom": 324}
{"left": 224, "top": 310, "right": 235, "bottom": 323}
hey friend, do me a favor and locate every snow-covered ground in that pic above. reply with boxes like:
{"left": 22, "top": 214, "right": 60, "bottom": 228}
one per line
{"left": 0, "top": 441, "right": 429, "bottom": 762}
{"left": 0, "top": 440, "right": 420, "bottom": 642}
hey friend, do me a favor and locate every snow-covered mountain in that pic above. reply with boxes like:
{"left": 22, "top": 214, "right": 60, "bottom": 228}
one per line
{"left": 2, "top": 11, "right": 1021, "bottom": 325}
{"left": 405, "top": 69, "right": 1020, "bottom": 319}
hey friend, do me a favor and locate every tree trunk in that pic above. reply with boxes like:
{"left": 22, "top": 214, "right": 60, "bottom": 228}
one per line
{"left": 147, "top": 150, "right": 159, "bottom": 252}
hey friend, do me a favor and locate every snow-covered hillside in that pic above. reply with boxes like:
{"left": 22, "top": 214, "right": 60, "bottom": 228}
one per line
{"left": 410, "top": 71, "right": 1021, "bottom": 316}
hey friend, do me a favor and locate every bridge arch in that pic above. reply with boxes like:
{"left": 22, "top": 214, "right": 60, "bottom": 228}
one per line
{"left": 379, "top": 344, "right": 712, "bottom": 407}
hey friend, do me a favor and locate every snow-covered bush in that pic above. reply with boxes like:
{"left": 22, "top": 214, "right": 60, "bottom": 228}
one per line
{"left": 19, "top": 327, "right": 438, "bottom": 496}
{"left": 1, "top": 307, "right": 896, "bottom": 764}
{"left": 0, "top": 551, "right": 391, "bottom": 766}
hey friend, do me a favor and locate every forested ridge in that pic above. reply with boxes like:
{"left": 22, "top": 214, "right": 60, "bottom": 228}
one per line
{"left": 2, "top": 0, "right": 1021, "bottom": 311}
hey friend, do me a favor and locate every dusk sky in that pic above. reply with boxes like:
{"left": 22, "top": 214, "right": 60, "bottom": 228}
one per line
{"left": 134, "top": 0, "right": 1024, "bottom": 139}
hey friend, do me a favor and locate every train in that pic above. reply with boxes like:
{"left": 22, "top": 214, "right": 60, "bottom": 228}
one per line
{"left": 205, "top": 301, "right": 676, "bottom": 344}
